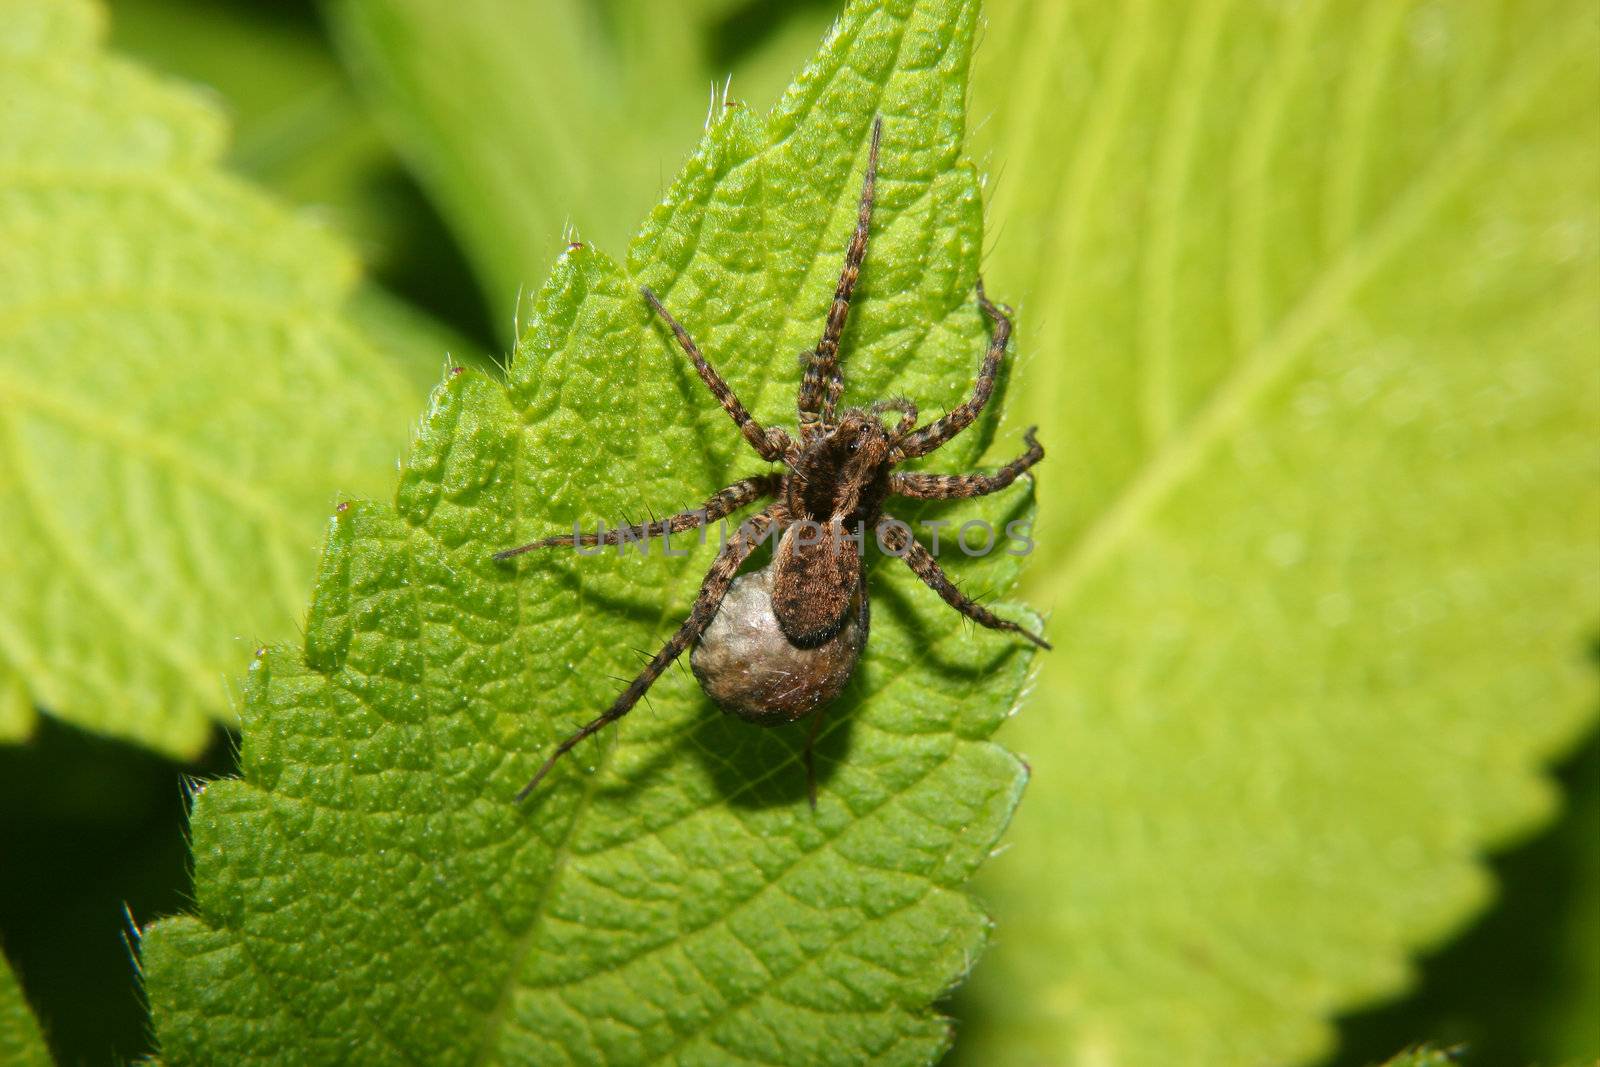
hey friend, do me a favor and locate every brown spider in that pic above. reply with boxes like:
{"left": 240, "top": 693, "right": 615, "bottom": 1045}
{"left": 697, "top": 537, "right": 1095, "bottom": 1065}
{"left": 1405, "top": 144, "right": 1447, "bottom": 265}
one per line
{"left": 498, "top": 117, "right": 1049, "bottom": 803}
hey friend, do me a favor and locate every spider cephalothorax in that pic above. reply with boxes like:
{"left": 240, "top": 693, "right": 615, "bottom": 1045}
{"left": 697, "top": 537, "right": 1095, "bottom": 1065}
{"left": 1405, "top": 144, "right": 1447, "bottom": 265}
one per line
{"left": 498, "top": 116, "right": 1048, "bottom": 803}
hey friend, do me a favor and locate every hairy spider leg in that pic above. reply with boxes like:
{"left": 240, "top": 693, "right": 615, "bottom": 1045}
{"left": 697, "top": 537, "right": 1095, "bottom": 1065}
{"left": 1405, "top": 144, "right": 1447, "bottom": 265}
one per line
{"left": 494, "top": 473, "right": 780, "bottom": 559}
{"left": 871, "top": 397, "right": 919, "bottom": 440}
{"left": 891, "top": 281, "right": 1012, "bottom": 461}
{"left": 874, "top": 517, "right": 1050, "bottom": 650}
{"left": 798, "top": 116, "right": 883, "bottom": 439}
{"left": 888, "top": 428, "right": 1042, "bottom": 499}
{"left": 515, "top": 506, "right": 783, "bottom": 801}
{"left": 801, "top": 706, "right": 827, "bottom": 811}
{"left": 642, "top": 287, "right": 794, "bottom": 463}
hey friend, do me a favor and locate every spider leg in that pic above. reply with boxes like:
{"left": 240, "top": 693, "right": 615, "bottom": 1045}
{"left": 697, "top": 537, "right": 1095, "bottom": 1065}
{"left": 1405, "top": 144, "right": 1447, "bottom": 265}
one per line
{"left": 888, "top": 428, "right": 1042, "bottom": 500}
{"left": 799, "top": 559, "right": 870, "bottom": 809}
{"left": 892, "top": 281, "right": 1012, "bottom": 461}
{"left": 642, "top": 287, "right": 794, "bottom": 463}
{"left": 516, "top": 506, "right": 782, "bottom": 801}
{"left": 871, "top": 397, "right": 918, "bottom": 439}
{"left": 875, "top": 515, "right": 1050, "bottom": 650}
{"left": 494, "top": 474, "right": 779, "bottom": 558}
{"left": 798, "top": 116, "right": 883, "bottom": 439}
{"left": 801, "top": 706, "right": 826, "bottom": 811}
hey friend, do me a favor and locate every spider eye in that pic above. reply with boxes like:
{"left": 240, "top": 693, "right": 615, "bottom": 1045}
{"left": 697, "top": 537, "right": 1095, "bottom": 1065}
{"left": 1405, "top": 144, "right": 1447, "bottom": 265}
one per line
{"left": 848, "top": 437, "right": 862, "bottom": 453}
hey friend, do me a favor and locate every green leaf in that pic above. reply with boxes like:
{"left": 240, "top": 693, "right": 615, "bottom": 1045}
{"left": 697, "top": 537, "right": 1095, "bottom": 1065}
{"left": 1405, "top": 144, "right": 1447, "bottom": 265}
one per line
{"left": 1546, "top": 743, "right": 1600, "bottom": 1060}
{"left": 1332, "top": 735, "right": 1600, "bottom": 1066}
{"left": 951, "top": 0, "right": 1600, "bottom": 1064}
{"left": 0, "top": 665, "right": 36, "bottom": 743}
{"left": 0, "top": 0, "right": 452, "bottom": 755}
{"left": 0, "top": 954, "right": 51, "bottom": 1067}
{"left": 1373, "top": 1047, "right": 1461, "bottom": 1067}
{"left": 109, "top": 0, "right": 392, "bottom": 208}
{"left": 328, "top": 0, "right": 837, "bottom": 334}
{"left": 109, "top": 0, "right": 497, "bottom": 343}
{"left": 142, "top": 0, "right": 1041, "bottom": 1062}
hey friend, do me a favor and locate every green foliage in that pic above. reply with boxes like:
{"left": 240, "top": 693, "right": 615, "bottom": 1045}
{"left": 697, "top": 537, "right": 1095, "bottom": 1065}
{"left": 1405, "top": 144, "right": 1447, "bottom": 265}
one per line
{"left": 0, "top": 0, "right": 447, "bottom": 756}
{"left": 1334, "top": 735, "right": 1600, "bottom": 1066}
{"left": 110, "top": 0, "right": 498, "bottom": 344}
{"left": 329, "top": 0, "right": 838, "bottom": 331}
{"left": 0, "top": 719, "right": 214, "bottom": 1065}
{"left": 0, "top": 0, "right": 1593, "bottom": 1064}
{"left": 141, "top": 0, "right": 1041, "bottom": 1062}
{"left": 313, "top": 0, "right": 1600, "bottom": 1064}
{"left": 1373, "top": 1047, "right": 1461, "bottom": 1067}
{"left": 110, "top": 0, "right": 389, "bottom": 208}
{"left": 0, "top": 955, "right": 50, "bottom": 1067}
{"left": 0, "top": 671, "right": 34, "bottom": 743}
{"left": 1550, "top": 747, "right": 1600, "bottom": 1059}
{"left": 959, "top": 1, "right": 1600, "bottom": 1063}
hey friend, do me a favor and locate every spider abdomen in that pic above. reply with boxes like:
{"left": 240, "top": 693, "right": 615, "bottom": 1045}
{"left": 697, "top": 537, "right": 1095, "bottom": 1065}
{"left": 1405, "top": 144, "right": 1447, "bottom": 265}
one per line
{"left": 691, "top": 563, "right": 866, "bottom": 726}
{"left": 770, "top": 522, "right": 862, "bottom": 649}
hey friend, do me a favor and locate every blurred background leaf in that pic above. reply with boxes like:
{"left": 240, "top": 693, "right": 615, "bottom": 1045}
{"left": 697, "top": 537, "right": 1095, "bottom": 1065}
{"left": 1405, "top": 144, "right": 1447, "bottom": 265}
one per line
{"left": 111, "top": 0, "right": 497, "bottom": 349}
{"left": 0, "top": 0, "right": 463, "bottom": 757}
{"left": 0, "top": 948, "right": 50, "bottom": 1067}
{"left": 1370, "top": 1046, "right": 1464, "bottom": 1067}
{"left": 1333, "top": 728, "right": 1600, "bottom": 1065}
{"left": 958, "top": 1, "right": 1600, "bottom": 1062}
{"left": 326, "top": 0, "right": 842, "bottom": 340}
{"left": 0, "top": 718, "right": 234, "bottom": 1065}
{"left": 0, "top": 670, "right": 35, "bottom": 744}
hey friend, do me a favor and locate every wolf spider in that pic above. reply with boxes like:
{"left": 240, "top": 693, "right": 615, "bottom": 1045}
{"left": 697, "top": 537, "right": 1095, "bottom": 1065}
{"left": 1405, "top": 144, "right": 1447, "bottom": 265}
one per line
{"left": 498, "top": 117, "right": 1048, "bottom": 803}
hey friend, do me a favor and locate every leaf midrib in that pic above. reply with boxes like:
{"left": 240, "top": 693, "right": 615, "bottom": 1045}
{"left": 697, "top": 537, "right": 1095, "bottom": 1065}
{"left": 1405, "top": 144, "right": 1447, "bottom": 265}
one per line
{"left": 0, "top": 370, "right": 319, "bottom": 547}
{"left": 1040, "top": 6, "right": 1583, "bottom": 613}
